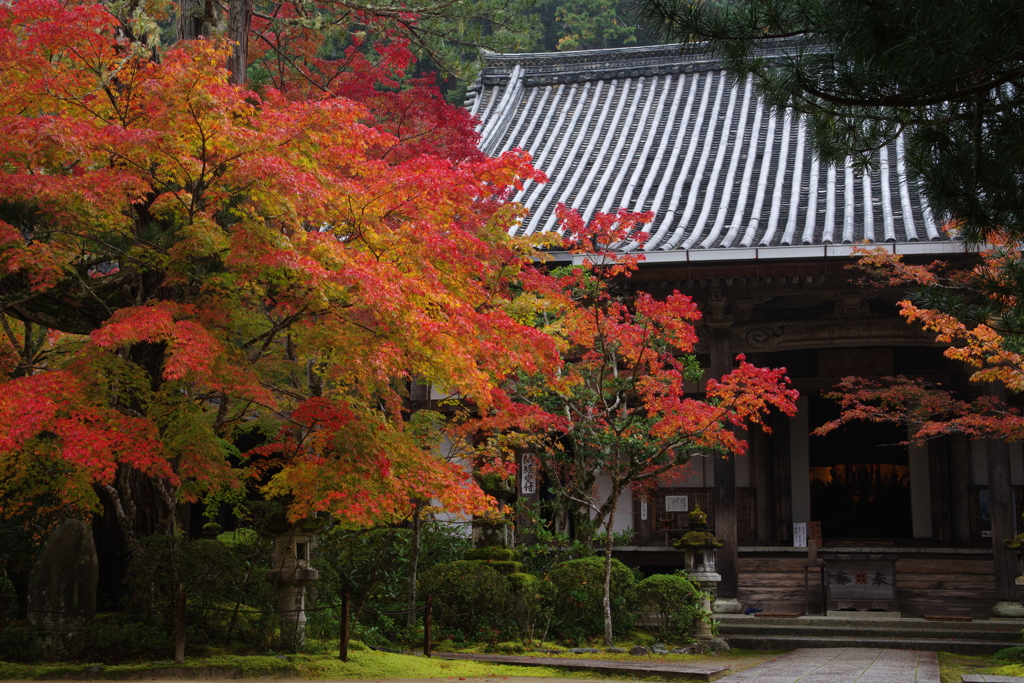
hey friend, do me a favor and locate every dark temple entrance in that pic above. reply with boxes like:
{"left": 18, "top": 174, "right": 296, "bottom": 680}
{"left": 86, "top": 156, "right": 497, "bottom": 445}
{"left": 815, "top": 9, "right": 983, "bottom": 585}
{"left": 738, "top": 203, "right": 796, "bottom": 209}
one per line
{"left": 808, "top": 396, "right": 913, "bottom": 539}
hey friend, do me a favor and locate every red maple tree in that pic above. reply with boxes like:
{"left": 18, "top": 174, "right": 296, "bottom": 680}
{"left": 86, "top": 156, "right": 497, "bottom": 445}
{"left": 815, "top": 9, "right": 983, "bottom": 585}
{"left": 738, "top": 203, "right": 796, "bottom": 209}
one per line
{"left": 0, "top": 0, "right": 556, "bottom": 542}
{"left": 464, "top": 205, "right": 799, "bottom": 645}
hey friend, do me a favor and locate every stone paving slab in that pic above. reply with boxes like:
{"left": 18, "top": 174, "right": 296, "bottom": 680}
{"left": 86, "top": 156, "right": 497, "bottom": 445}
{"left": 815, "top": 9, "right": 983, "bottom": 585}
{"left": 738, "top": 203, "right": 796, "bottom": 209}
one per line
{"left": 963, "top": 675, "right": 1024, "bottom": 681}
{"left": 714, "top": 648, "right": 940, "bottom": 683}
{"left": 434, "top": 653, "right": 729, "bottom": 681}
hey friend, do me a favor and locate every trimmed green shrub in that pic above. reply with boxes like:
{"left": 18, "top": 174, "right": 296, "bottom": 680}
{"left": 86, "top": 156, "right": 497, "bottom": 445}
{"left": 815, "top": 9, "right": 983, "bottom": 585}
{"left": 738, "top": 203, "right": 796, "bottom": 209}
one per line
{"left": 995, "top": 646, "right": 1024, "bottom": 661}
{"left": 481, "top": 560, "right": 524, "bottom": 575}
{"left": 547, "top": 556, "right": 637, "bottom": 641}
{"left": 123, "top": 534, "right": 276, "bottom": 653}
{"left": 0, "top": 621, "right": 41, "bottom": 662}
{"left": 126, "top": 536, "right": 244, "bottom": 607}
{"left": 507, "top": 572, "right": 556, "bottom": 643}
{"left": 70, "top": 615, "right": 171, "bottom": 662}
{"left": 464, "top": 547, "right": 520, "bottom": 562}
{"left": 418, "top": 561, "right": 512, "bottom": 641}
{"left": 309, "top": 521, "right": 470, "bottom": 646}
{"left": 633, "top": 572, "right": 704, "bottom": 641}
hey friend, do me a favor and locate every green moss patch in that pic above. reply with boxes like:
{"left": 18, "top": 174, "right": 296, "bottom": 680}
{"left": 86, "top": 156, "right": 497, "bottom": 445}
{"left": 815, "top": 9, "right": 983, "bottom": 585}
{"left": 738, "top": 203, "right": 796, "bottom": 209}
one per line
{"left": 0, "top": 650, "right": 566, "bottom": 680}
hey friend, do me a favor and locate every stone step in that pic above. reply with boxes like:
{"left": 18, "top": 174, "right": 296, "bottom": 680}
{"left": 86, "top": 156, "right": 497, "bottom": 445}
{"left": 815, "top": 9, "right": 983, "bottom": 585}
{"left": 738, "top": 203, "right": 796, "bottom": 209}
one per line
{"left": 718, "top": 623, "right": 1021, "bottom": 642}
{"left": 725, "top": 635, "right": 1011, "bottom": 656}
{"left": 716, "top": 615, "right": 1023, "bottom": 632}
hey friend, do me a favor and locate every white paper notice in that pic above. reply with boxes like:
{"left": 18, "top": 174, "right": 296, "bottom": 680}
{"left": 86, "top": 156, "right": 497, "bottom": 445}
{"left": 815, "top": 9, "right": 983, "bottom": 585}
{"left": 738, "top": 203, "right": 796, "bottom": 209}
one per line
{"left": 793, "top": 522, "right": 807, "bottom": 548}
{"left": 664, "top": 495, "right": 689, "bottom": 512}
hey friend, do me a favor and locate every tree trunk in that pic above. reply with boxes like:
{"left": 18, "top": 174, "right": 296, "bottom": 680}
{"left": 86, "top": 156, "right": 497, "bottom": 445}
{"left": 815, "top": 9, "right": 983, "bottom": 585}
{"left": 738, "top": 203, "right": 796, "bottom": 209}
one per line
{"left": 602, "top": 487, "right": 618, "bottom": 647}
{"left": 176, "top": 0, "right": 204, "bottom": 41}
{"left": 407, "top": 499, "right": 424, "bottom": 627}
{"left": 226, "top": 0, "right": 252, "bottom": 85}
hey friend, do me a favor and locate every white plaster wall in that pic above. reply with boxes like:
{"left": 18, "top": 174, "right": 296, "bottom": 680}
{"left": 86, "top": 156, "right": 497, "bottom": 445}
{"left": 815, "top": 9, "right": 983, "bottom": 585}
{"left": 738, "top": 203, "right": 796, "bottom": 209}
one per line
{"left": 971, "top": 439, "right": 1024, "bottom": 486}
{"left": 791, "top": 395, "right": 811, "bottom": 525}
{"left": 678, "top": 454, "right": 705, "bottom": 486}
{"left": 592, "top": 474, "right": 636, "bottom": 534}
{"left": 703, "top": 452, "right": 714, "bottom": 487}
{"left": 907, "top": 439, "right": 932, "bottom": 538}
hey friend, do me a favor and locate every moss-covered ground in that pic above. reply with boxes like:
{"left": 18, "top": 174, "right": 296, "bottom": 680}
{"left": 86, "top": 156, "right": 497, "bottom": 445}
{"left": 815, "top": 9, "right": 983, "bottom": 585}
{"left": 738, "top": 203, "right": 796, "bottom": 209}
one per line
{"left": 18, "top": 639, "right": 1021, "bottom": 681}
{"left": 937, "top": 650, "right": 1024, "bottom": 683}
{"left": 0, "top": 646, "right": 780, "bottom": 680}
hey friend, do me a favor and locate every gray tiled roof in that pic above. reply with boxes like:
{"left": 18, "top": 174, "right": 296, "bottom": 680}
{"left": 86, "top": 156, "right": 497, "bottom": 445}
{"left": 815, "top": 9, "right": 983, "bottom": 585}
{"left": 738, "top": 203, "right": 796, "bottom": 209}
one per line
{"left": 468, "top": 42, "right": 951, "bottom": 258}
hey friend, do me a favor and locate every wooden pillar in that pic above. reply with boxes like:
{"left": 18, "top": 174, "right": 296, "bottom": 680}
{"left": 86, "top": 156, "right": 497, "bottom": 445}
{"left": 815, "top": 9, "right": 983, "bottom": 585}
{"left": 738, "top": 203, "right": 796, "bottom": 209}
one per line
{"left": 771, "top": 408, "right": 793, "bottom": 543}
{"left": 949, "top": 434, "right": 972, "bottom": 543}
{"left": 751, "top": 422, "right": 774, "bottom": 544}
{"left": 710, "top": 323, "right": 738, "bottom": 603}
{"left": 928, "top": 436, "right": 951, "bottom": 542}
{"left": 985, "top": 383, "right": 1020, "bottom": 609}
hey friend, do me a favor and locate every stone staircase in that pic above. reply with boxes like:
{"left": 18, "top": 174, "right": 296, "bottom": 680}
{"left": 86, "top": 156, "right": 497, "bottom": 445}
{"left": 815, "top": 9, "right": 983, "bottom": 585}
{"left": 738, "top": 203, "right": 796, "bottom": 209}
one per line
{"left": 716, "top": 614, "right": 1024, "bottom": 655}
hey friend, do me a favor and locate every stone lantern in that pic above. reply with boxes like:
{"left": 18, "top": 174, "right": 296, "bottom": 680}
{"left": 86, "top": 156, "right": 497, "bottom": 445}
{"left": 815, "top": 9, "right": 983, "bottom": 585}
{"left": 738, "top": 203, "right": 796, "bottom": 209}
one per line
{"left": 264, "top": 511, "right": 325, "bottom": 646}
{"left": 672, "top": 505, "right": 724, "bottom": 640}
{"left": 1003, "top": 510, "right": 1024, "bottom": 616}
{"left": 471, "top": 472, "right": 515, "bottom": 548}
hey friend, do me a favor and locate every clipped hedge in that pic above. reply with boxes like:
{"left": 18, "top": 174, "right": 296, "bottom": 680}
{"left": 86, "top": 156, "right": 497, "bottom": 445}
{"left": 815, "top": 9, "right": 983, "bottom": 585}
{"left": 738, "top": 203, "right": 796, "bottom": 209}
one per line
{"left": 507, "top": 572, "right": 556, "bottom": 642}
{"left": 547, "top": 556, "right": 637, "bottom": 641}
{"left": 464, "top": 547, "right": 520, "bottom": 562}
{"left": 418, "top": 561, "right": 512, "bottom": 641}
{"left": 633, "top": 572, "right": 704, "bottom": 641}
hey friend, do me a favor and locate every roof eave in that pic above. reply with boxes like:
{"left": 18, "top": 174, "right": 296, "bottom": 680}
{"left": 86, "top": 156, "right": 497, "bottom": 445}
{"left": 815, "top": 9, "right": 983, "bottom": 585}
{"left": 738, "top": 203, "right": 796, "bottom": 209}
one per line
{"left": 563, "top": 240, "right": 971, "bottom": 266}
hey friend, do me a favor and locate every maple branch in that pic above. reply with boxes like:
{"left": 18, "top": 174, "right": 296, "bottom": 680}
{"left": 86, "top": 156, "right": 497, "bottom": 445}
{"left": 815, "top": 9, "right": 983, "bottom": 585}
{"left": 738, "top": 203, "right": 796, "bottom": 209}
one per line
{"left": 241, "top": 309, "right": 308, "bottom": 360}
{"left": 0, "top": 313, "right": 24, "bottom": 371}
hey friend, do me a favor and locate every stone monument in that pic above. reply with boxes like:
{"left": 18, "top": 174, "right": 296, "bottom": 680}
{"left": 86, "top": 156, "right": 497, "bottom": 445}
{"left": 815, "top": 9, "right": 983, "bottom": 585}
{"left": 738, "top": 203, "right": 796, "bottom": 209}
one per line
{"left": 27, "top": 518, "right": 99, "bottom": 658}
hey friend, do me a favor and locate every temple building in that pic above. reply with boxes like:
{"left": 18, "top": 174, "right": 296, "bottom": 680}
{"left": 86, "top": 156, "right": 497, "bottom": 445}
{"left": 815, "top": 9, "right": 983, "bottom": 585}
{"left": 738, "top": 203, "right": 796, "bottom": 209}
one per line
{"left": 466, "top": 40, "right": 1024, "bottom": 618}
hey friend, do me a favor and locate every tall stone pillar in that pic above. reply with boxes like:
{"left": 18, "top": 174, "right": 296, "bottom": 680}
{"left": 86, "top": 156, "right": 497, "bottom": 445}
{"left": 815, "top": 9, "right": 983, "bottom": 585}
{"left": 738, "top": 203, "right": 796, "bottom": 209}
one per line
{"left": 709, "top": 320, "right": 741, "bottom": 613}
{"left": 985, "top": 383, "right": 1023, "bottom": 617}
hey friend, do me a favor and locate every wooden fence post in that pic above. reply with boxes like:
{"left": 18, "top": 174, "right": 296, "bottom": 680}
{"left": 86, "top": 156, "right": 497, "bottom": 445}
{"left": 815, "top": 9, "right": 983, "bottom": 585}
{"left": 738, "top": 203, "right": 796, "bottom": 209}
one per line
{"left": 339, "top": 593, "right": 350, "bottom": 662}
{"left": 423, "top": 595, "right": 432, "bottom": 658}
{"left": 175, "top": 591, "right": 186, "bottom": 664}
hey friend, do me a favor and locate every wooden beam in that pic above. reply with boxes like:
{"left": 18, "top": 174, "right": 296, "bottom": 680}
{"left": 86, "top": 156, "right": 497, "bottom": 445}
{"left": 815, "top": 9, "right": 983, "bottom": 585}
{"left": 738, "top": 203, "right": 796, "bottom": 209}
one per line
{"left": 710, "top": 324, "right": 738, "bottom": 599}
{"left": 771, "top": 409, "right": 793, "bottom": 543}
{"left": 950, "top": 434, "right": 972, "bottom": 543}
{"left": 985, "top": 383, "right": 1020, "bottom": 604}
{"left": 751, "top": 421, "right": 774, "bottom": 544}
{"left": 928, "top": 436, "right": 951, "bottom": 542}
